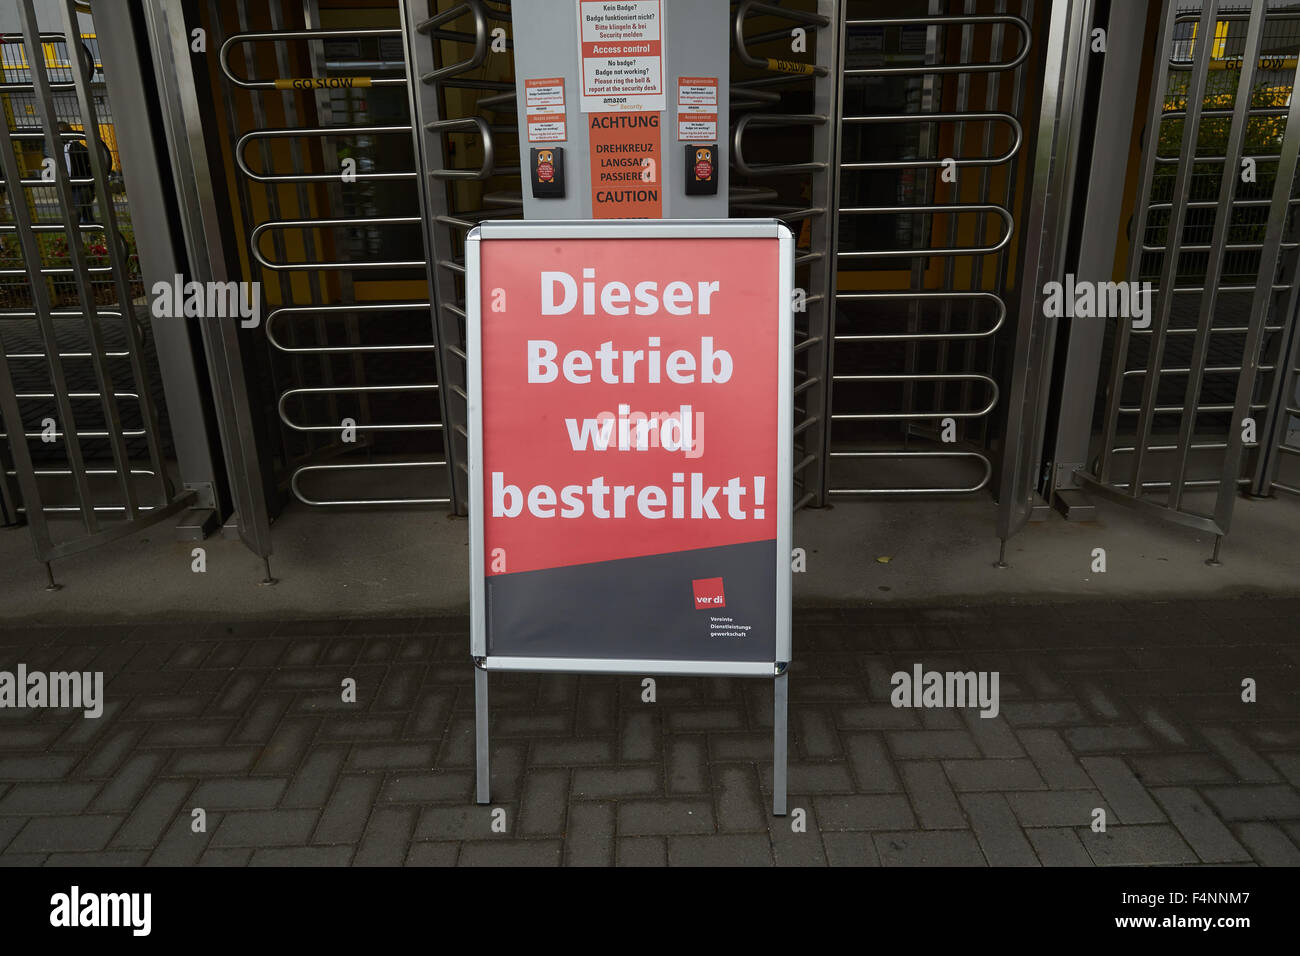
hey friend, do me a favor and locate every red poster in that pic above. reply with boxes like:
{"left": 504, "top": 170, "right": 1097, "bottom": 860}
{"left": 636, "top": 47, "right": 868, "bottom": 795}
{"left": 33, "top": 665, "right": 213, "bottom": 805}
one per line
{"left": 588, "top": 112, "right": 662, "bottom": 218}
{"left": 470, "top": 224, "right": 791, "bottom": 665}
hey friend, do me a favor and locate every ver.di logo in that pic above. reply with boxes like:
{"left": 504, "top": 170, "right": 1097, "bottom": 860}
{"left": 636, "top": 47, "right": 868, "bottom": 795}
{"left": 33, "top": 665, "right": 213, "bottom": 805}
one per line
{"left": 692, "top": 577, "right": 725, "bottom": 610}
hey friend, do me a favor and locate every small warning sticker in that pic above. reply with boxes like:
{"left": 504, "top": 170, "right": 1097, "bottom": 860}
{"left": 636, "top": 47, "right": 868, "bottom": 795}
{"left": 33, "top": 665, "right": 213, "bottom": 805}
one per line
{"left": 525, "top": 77, "right": 567, "bottom": 143}
{"left": 677, "top": 76, "right": 718, "bottom": 142}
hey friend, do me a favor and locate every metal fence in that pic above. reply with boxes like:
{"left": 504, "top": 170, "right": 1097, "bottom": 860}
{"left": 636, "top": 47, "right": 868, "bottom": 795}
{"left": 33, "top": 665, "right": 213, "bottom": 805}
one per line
{"left": 0, "top": 0, "right": 191, "bottom": 586}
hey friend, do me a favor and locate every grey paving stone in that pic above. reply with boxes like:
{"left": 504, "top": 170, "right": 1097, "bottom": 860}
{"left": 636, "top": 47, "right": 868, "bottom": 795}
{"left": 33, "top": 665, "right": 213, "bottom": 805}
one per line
{"left": 9, "top": 814, "right": 123, "bottom": 853}
{"left": 211, "top": 809, "right": 319, "bottom": 847}
{"left": 760, "top": 761, "right": 856, "bottom": 794}
{"left": 1233, "top": 822, "right": 1300, "bottom": 865}
{"left": 886, "top": 730, "right": 981, "bottom": 760}
{"left": 199, "top": 848, "right": 251, "bottom": 866}
{"left": 1200, "top": 785, "right": 1300, "bottom": 821}
{"left": 146, "top": 811, "right": 218, "bottom": 866}
{"left": 0, "top": 754, "right": 79, "bottom": 780}
{"left": 769, "top": 803, "right": 828, "bottom": 866}
{"left": 619, "top": 709, "right": 659, "bottom": 761}
{"left": 666, "top": 736, "right": 708, "bottom": 793}
{"left": 794, "top": 708, "right": 841, "bottom": 758}
{"left": 1006, "top": 790, "right": 1107, "bottom": 828}
{"left": 346, "top": 742, "right": 435, "bottom": 772}
{"left": 814, "top": 794, "right": 915, "bottom": 831}
{"left": 572, "top": 766, "right": 660, "bottom": 798}
{"left": 714, "top": 764, "right": 766, "bottom": 832}
{"left": 415, "top": 805, "right": 499, "bottom": 841}
{"left": 617, "top": 799, "right": 714, "bottom": 836}
{"left": 250, "top": 845, "right": 353, "bottom": 866}
{"left": 960, "top": 709, "right": 1026, "bottom": 758}
{"left": 943, "top": 758, "right": 1046, "bottom": 792}
{"left": 1199, "top": 727, "right": 1281, "bottom": 783}
{"left": 191, "top": 777, "right": 288, "bottom": 811}
{"left": 0, "top": 781, "right": 100, "bottom": 815}
{"left": 519, "top": 769, "right": 569, "bottom": 836}
{"left": 530, "top": 738, "right": 614, "bottom": 767}
{"left": 899, "top": 762, "right": 965, "bottom": 829}
{"left": 1025, "top": 827, "right": 1092, "bottom": 866}
{"left": 1125, "top": 753, "right": 1236, "bottom": 786}
{"left": 1062, "top": 725, "right": 1156, "bottom": 753}
{"left": 668, "top": 708, "right": 745, "bottom": 733}
{"left": 1081, "top": 825, "right": 1198, "bottom": 866}
{"left": 565, "top": 801, "right": 615, "bottom": 866}
{"left": 458, "top": 840, "right": 562, "bottom": 866}
{"left": 381, "top": 771, "right": 473, "bottom": 804}
{"left": 960, "top": 793, "right": 1038, "bottom": 866}
{"left": 280, "top": 745, "right": 348, "bottom": 808}
{"left": 843, "top": 734, "right": 903, "bottom": 791}
{"left": 405, "top": 841, "right": 459, "bottom": 867}
{"left": 0, "top": 816, "right": 25, "bottom": 853}
{"left": 822, "top": 832, "right": 881, "bottom": 866}
{"left": 874, "top": 830, "right": 986, "bottom": 866}
{"left": 44, "top": 850, "right": 149, "bottom": 867}
{"left": 834, "top": 703, "right": 919, "bottom": 731}
{"left": 314, "top": 775, "right": 382, "bottom": 844}
{"left": 1150, "top": 787, "right": 1251, "bottom": 864}
{"left": 110, "top": 780, "right": 192, "bottom": 849}
{"left": 356, "top": 807, "right": 418, "bottom": 866}
{"left": 165, "top": 747, "right": 262, "bottom": 777}
{"left": 1080, "top": 756, "right": 1165, "bottom": 825}
{"left": 617, "top": 836, "right": 667, "bottom": 866}
{"left": 668, "top": 834, "right": 772, "bottom": 866}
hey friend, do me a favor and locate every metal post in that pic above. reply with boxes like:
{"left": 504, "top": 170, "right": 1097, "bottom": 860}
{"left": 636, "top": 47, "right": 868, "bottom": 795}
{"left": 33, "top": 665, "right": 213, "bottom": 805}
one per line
{"left": 475, "top": 663, "right": 490, "bottom": 805}
{"left": 1048, "top": 0, "right": 1149, "bottom": 519}
{"left": 773, "top": 667, "right": 788, "bottom": 817}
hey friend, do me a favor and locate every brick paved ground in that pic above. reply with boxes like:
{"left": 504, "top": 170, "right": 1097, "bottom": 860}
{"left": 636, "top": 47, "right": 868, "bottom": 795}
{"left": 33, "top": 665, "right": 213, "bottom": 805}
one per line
{"left": 0, "top": 598, "right": 1298, "bottom": 866}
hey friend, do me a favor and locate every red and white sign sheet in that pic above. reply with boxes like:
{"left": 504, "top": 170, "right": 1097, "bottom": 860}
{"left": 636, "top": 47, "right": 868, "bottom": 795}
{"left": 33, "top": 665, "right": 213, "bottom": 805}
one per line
{"left": 677, "top": 76, "right": 717, "bottom": 141}
{"left": 472, "top": 227, "right": 788, "bottom": 664}
{"left": 525, "top": 77, "right": 567, "bottom": 143}
{"left": 577, "top": 0, "right": 665, "bottom": 113}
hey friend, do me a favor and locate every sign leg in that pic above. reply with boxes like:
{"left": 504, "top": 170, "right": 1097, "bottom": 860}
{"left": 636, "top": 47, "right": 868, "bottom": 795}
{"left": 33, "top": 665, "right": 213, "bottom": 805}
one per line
{"left": 773, "top": 670, "right": 788, "bottom": 816}
{"left": 475, "top": 665, "right": 490, "bottom": 804}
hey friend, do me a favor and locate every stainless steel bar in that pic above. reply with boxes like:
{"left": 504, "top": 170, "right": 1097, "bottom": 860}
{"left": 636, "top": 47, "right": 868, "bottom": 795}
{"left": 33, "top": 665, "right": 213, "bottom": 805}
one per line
{"left": 1171, "top": 0, "right": 1265, "bottom": 509}
{"left": 426, "top": 116, "right": 502, "bottom": 180}
{"left": 474, "top": 664, "right": 489, "bottom": 804}
{"left": 830, "top": 372, "right": 999, "bottom": 419}
{"left": 843, "top": 14, "right": 1031, "bottom": 74}
{"left": 290, "top": 460, "right": 453, "bottom": 507}
{"left": 734, "top": 0, "right": 830, "bottom": 77}
{"left": 733, "top": 113, "right": 828, "bottom": 176}
{"left": 235, "top": 125, "right": 417, "bottom": 183}
{"left": 827, "top": 451, "right": 993, "bottom": 495}
{"left": 58, "top": 0, "right": 170, "bottom": 510}
{"left": 839, "top": 112, "right": 1022, "bottom": 170}
{"left": 266, "top": 302, "right": 435, "bottom": 353}
{"left": 3, "top": 12, "right": 108, "bottom": 532}
{"left": 1215, "top": 28, "right": 1300, "bottom": 530}
{"left": 836, "top": 203, "right": 1013, "bottom": 257}
{"left": 279, "top": 384, "right": 442, "bottom": 432}
{"left": 834, "top": 291, "right": 1005, "bottom": 340}
{"left": 250, "top": 216, "right": 425, "bottom": 270}
{"left": 220, "top": 28, "right": 408, "bottom": 89}
{"left": 1096, "top": 0, "right": 1185, "bottom": 486}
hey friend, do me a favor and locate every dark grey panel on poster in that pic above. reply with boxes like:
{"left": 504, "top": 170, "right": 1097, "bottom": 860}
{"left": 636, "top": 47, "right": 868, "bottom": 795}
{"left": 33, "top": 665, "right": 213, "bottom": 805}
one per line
{"left": 487, "top": 540, "right": 777, "bottom": 662}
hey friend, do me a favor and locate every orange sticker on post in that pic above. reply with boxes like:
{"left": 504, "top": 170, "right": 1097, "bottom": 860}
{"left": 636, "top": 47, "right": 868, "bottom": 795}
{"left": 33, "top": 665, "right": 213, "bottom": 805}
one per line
{"left": 588, "top": 112, "right": 662, "bottom": 219}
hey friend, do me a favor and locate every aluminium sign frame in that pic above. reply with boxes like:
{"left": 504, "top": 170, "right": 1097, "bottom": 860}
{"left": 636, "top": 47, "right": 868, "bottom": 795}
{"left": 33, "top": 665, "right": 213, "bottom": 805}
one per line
{"left": 465, "top": 218, "right": 793, "bottom": 815}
